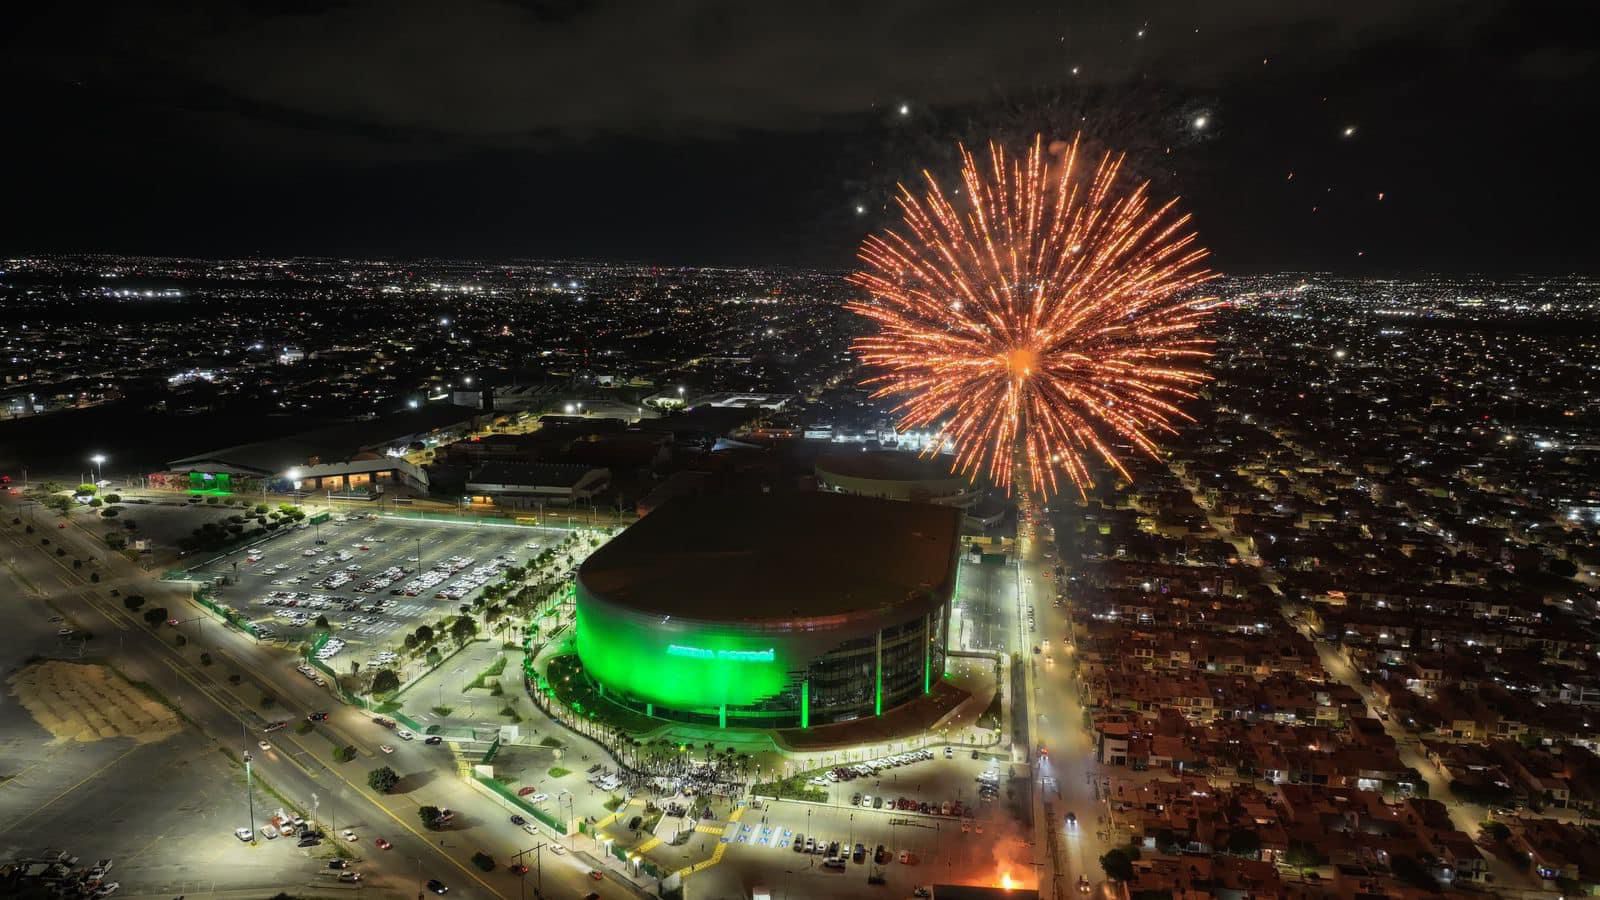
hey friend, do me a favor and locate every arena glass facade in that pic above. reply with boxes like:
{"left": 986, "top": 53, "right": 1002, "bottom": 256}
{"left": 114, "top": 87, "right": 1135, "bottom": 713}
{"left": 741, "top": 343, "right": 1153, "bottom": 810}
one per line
{"left": 573, "top": 586, "right": 951, "bottom": 729}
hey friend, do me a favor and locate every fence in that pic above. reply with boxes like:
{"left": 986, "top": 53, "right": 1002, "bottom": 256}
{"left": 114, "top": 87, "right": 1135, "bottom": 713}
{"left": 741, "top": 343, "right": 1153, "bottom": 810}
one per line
{"left": 303, "top": 631, "right": 370, "bottom": 710}
{"left": 472, "top": 772, "right": 569, "bottom": 835}
{"left": 190, "top": 585, "right": 269, "bottom": 639}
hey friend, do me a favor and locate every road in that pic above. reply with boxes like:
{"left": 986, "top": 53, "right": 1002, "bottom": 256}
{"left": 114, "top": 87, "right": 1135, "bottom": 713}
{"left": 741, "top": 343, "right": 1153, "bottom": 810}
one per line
{"left": 2, "top": 494, "right": 643, "bottom": 900}
{"left": 1013, "top": 490, "right": 1111, "bottom": 900}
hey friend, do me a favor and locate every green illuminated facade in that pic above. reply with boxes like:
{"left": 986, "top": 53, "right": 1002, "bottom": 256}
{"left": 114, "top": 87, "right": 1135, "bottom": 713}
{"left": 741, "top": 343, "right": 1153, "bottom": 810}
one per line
{"left": 570, "top": 492, "right": 962, "bottom": 730}
{"left": 188, "top": 471, "right": 234, "bottom": 493}
{"left": 574, "top": 585, "right": 950, "bottom": 729}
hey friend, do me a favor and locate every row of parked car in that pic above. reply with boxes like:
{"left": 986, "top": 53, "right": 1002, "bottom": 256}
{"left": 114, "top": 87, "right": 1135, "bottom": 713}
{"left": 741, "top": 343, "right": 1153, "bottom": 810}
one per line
{"left": 818, "top": 748, "right": 935, "bottom": 783}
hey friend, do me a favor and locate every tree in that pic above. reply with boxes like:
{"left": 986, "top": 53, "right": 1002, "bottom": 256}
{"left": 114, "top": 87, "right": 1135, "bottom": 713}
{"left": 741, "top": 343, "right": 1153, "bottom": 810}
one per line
{"left": 200, "top": 652, "right": 213, "bottom": 666}
{"left": 425, "top": 646, "right": 442, "bottom": 666}
{"left": 143, "top": 607, "right": 169, "bottom": 626}
{"left": 104, "top": 494, "right": 121, "bottom": 504}
{"left": 1100, "top": 848, "right": 1136, "bottom": 882}
{"left": 1391, "top": 854, "right": 1439, "bottom": 892}
{"left": 419, "top": 805, "right": 444, "bottom": 829}
{"left": 1226, "top": 829, "right": 1262, "bottom": 858}
{"left": 368, "top": 766, "right": 399, "bottom": 793}
{"left": 449, "top": 615, "right": 478, "bottom": 646}
{"left": 370, "top": 668, "right": 400, "bottom": 694}
{"left": 123, "top": 594, "right": 146, "bottom": 611}
{"left": 89, "top": 497, "right": 103, "bottom": 508}
{"left": 315, "top": 615, "right": 329, "bottom": 629}
{"left": 77, "top": 483, "right": 98, "bottom": 495}
{"left": 1284, "top": 841, "right": 1326, "bottom": 869}
{"left": 1549, "top": 558, "right": 1579, "bottom": 578}
{"left": 415, "top": 624, "right": 435, "bottom": 644}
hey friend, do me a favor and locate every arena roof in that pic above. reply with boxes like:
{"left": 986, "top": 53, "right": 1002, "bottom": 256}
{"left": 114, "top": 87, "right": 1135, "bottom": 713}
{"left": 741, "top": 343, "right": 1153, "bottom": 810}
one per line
{"left": 815, "top": 449, "right": 967, "bottom": 484}
{"left": 578, "top": 491, "right": 960, "bottom": 621}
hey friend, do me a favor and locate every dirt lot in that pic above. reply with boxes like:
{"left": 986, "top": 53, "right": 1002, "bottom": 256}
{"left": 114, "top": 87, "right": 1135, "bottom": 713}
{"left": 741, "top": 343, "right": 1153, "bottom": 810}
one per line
{"left": 8, "top": 660, "right": 181, "bottom": 743}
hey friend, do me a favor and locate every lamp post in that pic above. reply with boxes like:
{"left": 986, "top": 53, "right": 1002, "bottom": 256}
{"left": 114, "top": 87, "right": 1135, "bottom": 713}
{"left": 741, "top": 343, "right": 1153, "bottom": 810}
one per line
{"left": 241, "top": 720, "right": 258, "bottom": 845}
{"left": 90, "top": 454, "right": 106, "bottom": 487}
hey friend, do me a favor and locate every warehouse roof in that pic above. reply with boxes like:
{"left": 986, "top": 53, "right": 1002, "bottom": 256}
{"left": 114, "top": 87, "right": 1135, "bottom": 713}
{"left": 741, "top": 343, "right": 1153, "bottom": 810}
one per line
{"left": 578, "top": 491, "right": 960, "bottom": 621}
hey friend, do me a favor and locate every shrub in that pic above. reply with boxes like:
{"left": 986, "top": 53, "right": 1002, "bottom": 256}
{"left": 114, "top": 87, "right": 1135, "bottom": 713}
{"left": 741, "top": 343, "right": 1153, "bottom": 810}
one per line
{"left": 367, "top": 766, "right": 399, "bottom": 793}
{"left": 200, "top": 652, "right": 213, "bottom": 666}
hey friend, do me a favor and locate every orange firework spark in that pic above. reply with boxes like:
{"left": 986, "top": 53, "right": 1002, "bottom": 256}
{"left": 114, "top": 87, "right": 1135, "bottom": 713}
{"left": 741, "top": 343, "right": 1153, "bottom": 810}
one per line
{"left": 848, "top": 134, "right": 1216, "bottom": 498}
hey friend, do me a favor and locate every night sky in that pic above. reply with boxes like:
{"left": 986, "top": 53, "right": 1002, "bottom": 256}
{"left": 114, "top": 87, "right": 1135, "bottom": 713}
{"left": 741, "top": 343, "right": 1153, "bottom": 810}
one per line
{"left": 2, "top": 1, "right": 1593, "bottom": 273}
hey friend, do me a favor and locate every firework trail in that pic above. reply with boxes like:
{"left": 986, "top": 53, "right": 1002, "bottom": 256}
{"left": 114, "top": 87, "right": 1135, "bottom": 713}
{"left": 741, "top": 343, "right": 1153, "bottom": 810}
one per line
{"left": 848, "top": 133, "right": 1216, "bottom": 498}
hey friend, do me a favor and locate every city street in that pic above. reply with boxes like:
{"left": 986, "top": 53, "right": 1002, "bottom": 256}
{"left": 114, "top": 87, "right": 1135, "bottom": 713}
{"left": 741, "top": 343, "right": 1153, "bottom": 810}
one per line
{"left": 1018, "top": 499, "right": 1111, "bottom": 900}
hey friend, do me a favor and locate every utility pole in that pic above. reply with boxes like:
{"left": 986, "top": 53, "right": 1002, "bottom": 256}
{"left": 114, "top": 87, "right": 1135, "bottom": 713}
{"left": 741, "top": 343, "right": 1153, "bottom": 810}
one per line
{"left": 512, "top": 842, "right": 544, "bottom": 899}
{"left": 241, "top": 719, "right": 258, "bottom": 845}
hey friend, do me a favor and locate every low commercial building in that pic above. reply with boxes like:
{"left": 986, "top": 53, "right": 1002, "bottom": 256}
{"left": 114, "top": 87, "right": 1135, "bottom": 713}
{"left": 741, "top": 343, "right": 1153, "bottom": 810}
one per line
{"left": 465, "top": 462, "right": 610, "bottom": 508}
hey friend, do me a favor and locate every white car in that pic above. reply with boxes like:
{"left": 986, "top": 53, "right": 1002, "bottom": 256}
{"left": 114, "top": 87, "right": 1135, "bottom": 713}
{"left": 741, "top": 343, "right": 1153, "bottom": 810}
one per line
{"left": 234, "top": 827, "right": 254, "bottom": 842}
{"left": 258, "top": 740, "right": 271, "bottom": 751}
{"left": 380, "top": 744, "right": 394, "bottom": 754}
{"left": 530, "top": 792, "right": 549, "bottom": 803}
{"left": 397, "top": 729, "right": 415, "bottom": 741}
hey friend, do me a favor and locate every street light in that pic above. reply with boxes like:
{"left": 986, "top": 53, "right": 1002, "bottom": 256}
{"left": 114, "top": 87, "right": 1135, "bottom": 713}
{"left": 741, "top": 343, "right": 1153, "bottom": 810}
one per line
{"left": 89, "top": 454, "right": 106, "bottom": 486}
{"left": 241, "top": 721, "right": 257, "bottom": 845}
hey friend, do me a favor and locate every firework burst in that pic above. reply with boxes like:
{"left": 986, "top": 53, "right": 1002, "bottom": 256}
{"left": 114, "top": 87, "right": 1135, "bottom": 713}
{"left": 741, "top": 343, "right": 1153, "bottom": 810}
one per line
{"left": 848, "top": 134, "right": 1216, "bottom": 498}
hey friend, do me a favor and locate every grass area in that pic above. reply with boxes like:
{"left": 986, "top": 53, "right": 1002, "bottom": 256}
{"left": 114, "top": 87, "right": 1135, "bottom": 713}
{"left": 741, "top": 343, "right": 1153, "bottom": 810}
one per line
{"left": 431, "top": 705, "right": 454, "bottom": 717}
{"left": 540, "top": 736, "right": 563, "bottom": 749}
{"left": 374, "top": 700, "right": 401, "bottom": 714}
{"left": 641, "top": 808, "right": 665, "bottom": 834}
{"left": 499, "top": 705, "right": 521, "bottom": 722}
{"left": 549, "top": 766, "right": 571, "bottom": 778}
{"left": 603, "top": 795, "right": 625, "bottom": 812}
{"left": 462, "top": 654, "right": 510, "bottom": 692}
{"left": 543, "top": 652, "right": 660, "bottom": 734}
{"left": 752, "top": 776, "right": 829, "bottom": 803}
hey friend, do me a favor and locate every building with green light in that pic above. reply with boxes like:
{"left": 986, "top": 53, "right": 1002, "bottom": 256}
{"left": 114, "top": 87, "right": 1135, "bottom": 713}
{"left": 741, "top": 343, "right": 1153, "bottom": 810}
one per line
{"left": 573, "top": 491, "right": 961, "bottom": 729}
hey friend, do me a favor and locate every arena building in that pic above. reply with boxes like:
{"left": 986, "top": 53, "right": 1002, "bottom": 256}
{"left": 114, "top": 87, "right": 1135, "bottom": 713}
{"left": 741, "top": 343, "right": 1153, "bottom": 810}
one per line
{"left": 815, "top": 449, "right": 978, "bottom": 508}
{"left": 573, "top": 491, "right": 961, "bottom": 729}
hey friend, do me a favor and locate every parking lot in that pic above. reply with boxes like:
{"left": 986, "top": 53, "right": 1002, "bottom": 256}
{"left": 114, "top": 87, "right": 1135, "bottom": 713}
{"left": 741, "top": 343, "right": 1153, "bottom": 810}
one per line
{"left": 190, "top": 515, "right": 567, "bottom": 665}
{"left": 689, "top": 790, "right": 1040, "bottom": 900}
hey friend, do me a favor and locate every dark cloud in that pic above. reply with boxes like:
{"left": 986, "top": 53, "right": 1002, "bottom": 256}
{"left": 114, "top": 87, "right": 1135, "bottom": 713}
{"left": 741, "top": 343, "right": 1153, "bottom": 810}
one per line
{"left": 5, "top": 0, "right": 1514, "bottom": 153}
{"left": 0, "top": 0, "right": 1593, "bottom": 271}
